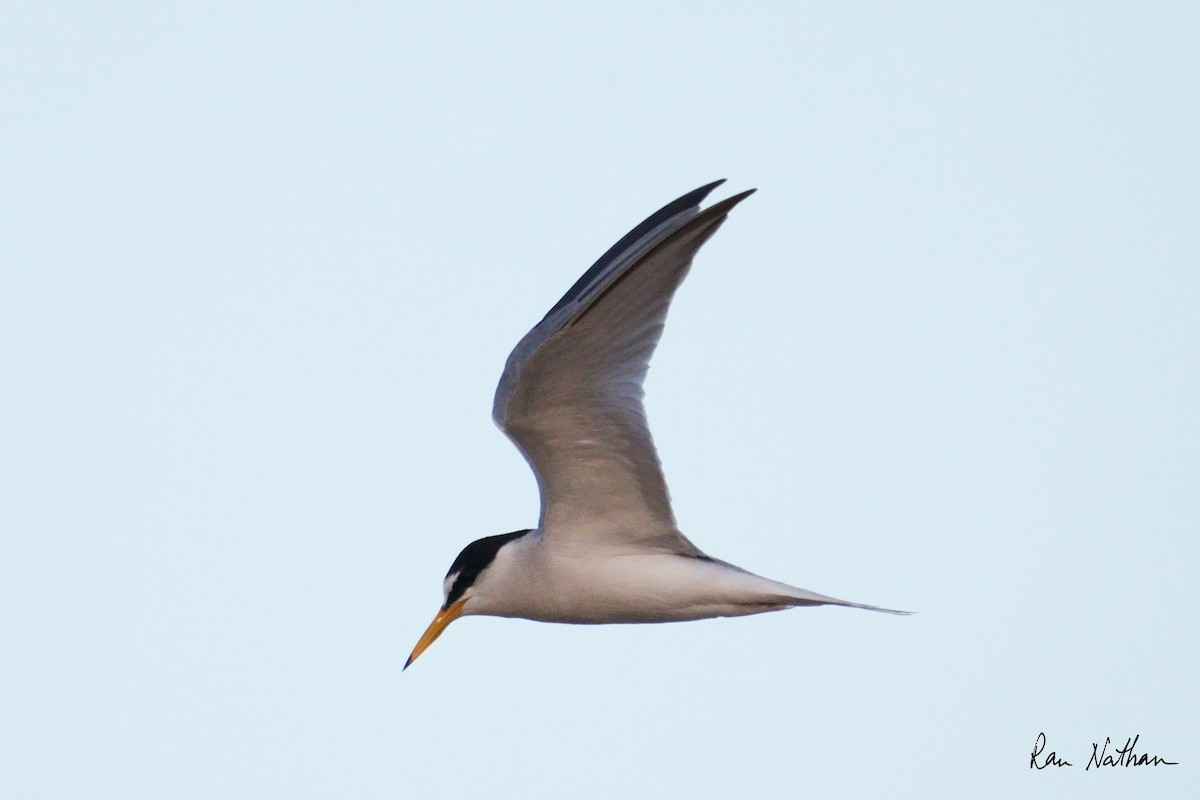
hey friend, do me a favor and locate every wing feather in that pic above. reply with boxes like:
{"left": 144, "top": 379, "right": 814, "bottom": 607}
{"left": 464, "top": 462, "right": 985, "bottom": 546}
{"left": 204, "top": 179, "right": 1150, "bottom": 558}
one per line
{"left": 493, "top": 184, "right": 755, "bottom": 554}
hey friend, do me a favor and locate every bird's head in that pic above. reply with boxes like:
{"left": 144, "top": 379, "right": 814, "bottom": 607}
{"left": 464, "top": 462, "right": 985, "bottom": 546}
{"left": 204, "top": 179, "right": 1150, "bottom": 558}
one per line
{"left": 404, "top": 529, "right": 531, "bottom": 670}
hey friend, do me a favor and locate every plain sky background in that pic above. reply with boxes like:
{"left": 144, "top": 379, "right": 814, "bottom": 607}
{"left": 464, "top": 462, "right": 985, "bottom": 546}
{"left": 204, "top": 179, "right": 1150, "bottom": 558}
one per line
{"left": 3, "top": 2, "right": 1196, "bottom": 798}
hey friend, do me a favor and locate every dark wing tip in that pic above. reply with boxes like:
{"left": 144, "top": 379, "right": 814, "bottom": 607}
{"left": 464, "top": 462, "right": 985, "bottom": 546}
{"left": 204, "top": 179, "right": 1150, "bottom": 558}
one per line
{"left": 680, "top": 178, "right": 728, "bottom": 205}
{"left": 660, "top": 187, "right": 757, "bottom": 244}
{"left": 705, "top": 187, "right": 757, "bottom": 215}
{"left": 545, "top": 180, "right": 731, "bottom": 319}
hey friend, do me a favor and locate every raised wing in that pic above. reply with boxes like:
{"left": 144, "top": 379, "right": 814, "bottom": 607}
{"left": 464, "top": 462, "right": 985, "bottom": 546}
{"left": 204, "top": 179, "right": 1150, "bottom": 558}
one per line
{"left": 493, "top": 182, "right": 755, "bottom": 554}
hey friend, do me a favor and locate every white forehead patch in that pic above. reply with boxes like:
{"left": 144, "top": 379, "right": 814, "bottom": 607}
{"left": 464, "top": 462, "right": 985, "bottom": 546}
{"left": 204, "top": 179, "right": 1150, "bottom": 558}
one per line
{"left": 442, "top": 571, "right": 460, "bottom": 599}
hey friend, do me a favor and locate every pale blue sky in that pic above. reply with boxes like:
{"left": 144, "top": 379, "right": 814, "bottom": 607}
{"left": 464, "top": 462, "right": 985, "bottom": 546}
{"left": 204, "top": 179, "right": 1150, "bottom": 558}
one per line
{"left": 2, "top": 3, "right": 1196, "bottom": 798}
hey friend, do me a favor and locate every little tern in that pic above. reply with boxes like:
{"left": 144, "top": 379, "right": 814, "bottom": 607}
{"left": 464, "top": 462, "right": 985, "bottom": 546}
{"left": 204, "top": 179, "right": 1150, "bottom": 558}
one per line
{"left": 406, "top": 181, "right": 907, "bottom": 669}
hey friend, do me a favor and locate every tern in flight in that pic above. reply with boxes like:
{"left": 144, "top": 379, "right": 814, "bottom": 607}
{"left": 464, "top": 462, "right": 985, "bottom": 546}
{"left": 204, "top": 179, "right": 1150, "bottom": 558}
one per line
{"left": 406, "top": 181, "right": 907, "bottom": 669}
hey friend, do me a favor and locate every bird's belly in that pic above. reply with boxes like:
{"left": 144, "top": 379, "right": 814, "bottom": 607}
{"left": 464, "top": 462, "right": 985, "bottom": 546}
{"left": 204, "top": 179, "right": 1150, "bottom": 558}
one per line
{"left": 505, "top": 551, "right": 790, "bottom": 624}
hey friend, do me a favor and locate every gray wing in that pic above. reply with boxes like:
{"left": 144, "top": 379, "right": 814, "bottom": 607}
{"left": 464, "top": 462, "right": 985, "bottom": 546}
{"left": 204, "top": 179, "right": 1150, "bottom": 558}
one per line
{"left": 492, "top": 182, "right": 755, "bottom": 554}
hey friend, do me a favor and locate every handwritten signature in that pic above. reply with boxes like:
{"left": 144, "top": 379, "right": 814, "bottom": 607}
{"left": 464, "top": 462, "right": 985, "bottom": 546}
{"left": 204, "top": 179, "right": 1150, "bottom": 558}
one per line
{"left": 1030, "top": 732, "right": 1178, "bottom": 770}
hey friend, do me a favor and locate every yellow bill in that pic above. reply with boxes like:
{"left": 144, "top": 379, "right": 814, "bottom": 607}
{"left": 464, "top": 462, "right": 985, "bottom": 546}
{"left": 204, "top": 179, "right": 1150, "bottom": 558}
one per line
{"left": 404, "top": 597, "right": 468, "bottom": 670}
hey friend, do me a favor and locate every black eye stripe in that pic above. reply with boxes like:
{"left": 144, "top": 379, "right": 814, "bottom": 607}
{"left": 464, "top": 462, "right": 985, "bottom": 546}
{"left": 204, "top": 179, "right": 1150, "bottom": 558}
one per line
{"left": 443, "top": 529, "right": 530, "bottom": 608}
{"left": 444, "top": 573, "right": 472, "bottom": 607}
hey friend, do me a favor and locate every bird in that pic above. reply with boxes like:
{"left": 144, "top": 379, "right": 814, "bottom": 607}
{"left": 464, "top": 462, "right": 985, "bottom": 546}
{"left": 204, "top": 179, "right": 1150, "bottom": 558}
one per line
{"left": 405, "top": 180, "right": 907, "bottom": 670}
